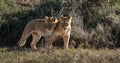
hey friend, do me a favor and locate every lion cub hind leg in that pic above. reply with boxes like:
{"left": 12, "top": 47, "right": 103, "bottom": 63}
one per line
{"left": 30, "top": 32, "right": 41, "bottom": 50}
{"left": 18, "top": 32, "right": 30, "bottom": 47}
{"left": 18, "top": 40, "right": 26, "bottom": 47}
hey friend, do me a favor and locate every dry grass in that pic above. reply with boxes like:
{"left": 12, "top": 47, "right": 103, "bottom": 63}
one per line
{"left": 0, "top": 47, "right": 120, "bottom": 63}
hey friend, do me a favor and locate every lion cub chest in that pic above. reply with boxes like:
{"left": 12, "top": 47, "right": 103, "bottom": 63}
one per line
{"left": 45, "top": 29, "right": 53, "bottom": 35}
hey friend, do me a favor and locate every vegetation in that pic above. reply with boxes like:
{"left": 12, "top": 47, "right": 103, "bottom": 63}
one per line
{"left": 0, "top": 47, "right": 120, "bottom": 63}
{"left": 0, "top": 0, "right": 120, "bottom": 63}
{"left": 0, "top": 0, "right": 120, "bottom": 48}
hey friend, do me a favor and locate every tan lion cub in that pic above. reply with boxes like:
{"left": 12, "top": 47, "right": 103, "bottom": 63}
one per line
{"left": 18, "top": 16, "right": 58, "bottom": 50}
{"left": 45, "top": 15, "right": 72, "bottom": 49}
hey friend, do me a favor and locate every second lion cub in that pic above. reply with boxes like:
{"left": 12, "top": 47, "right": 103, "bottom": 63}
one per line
{"left": 45, "top": 15, "right": 72, "bottom": 49}
{"left": 18, "top": 16, "right": 58, "bottom": 50}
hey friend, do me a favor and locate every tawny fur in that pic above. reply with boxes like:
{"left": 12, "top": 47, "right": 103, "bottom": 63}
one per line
{"left": 18, "top": 16, "right": 58, "bottom": 50}
{"left": 45, "top": 15, "right": 72, "bottom": 49}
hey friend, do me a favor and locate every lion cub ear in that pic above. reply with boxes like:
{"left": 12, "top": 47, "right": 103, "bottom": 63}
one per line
{"left": 52, "top": 17, "right": 58, "bottom": 23}
{"left": 45, "top": 16, "right": 49, "bottom": 19}
{"left": 68, "top": 16, "right": 72, "bottom": 20}
{"left": 45, "top": 16, "right": 49, "bottom": 23}
{"left": 60, "top": 15, "right": 64, "bottom": 19}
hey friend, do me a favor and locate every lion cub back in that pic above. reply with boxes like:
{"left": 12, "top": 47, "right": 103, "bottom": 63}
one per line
{"left": 24, "top": 16, "right": 58, "bottom": 36}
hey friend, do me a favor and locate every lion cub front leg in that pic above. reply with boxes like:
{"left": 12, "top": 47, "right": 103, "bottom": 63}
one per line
{"left": 62, "top": 34, "right": 70, "bottom": 50}
{"left": 30, "top": 33, "right": 41, "bottom": 50}
{"left": 45, "top": 36, "right": 57, "bottom": 49}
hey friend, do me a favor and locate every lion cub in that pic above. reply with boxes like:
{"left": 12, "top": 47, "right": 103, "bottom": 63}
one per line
{"left": 45, "top": 15, "right": 72, "bottom": 49}
{"left": 18, "top": 16, "right": 58, "bottom": 50}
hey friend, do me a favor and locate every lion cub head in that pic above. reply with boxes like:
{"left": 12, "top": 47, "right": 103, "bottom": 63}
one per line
{"left": 60, "top": 15, "right": 72, "bottom": 31}
{"left": 44, "top": 16, "right": 58, "bottom": 34}
{"left": 45, "top": 16, "right": 58, "bottom": 24}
